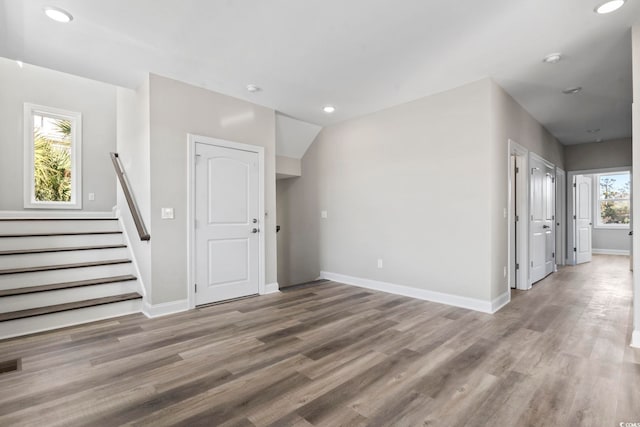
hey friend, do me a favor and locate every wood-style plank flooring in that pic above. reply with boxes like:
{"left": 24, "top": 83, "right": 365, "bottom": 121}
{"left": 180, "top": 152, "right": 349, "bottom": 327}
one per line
{"left": 0, "top": 255, "right": 638, "bottom": 426}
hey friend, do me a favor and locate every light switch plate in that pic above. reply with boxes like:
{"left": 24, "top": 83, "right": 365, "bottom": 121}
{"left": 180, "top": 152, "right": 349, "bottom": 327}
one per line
{"left": 321, "top": 210, "right": 328, "bottom": 219}
{"left": 161, "top": 207, "right": 174, "bottom": 219}
{"left": 88, "top": 193, "right": 95, "bottom": 201}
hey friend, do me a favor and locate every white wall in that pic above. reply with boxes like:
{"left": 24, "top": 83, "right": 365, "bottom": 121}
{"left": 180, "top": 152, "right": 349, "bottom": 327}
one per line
{"left": 0, "top": 57, "right": 117, "bottom": 211}
{"left": 489, "top": 81, "right": 565, "bottom": 299}
{"left": 148, "top": 74, "right": 277, "bottom": 304}
{"left": 631, "top": 26, "right": 640, "bottom": 347}
{"left": 282, "top": 79, "right": 494, "bottom": 302}
{"left": 116, "top": 80, "right": 152, "bottom": 297}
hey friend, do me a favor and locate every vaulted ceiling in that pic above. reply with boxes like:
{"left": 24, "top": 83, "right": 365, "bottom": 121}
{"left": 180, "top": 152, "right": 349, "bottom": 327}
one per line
{"left": 1, "top": 0, "right": 639, "bottom": 144}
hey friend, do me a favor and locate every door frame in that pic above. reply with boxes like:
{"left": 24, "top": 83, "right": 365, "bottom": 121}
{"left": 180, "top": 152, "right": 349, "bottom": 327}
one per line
{"left": 508, "top": 139, "right": 530, "bottom": 291}
{"left": 567, "top": 166, "right": 630, "bottom": 265}
{"left": 555, "top": 168, "right": 566, "bottom": 266}
{"left": 186, "top": 134, "right": 266, "bottom": 309}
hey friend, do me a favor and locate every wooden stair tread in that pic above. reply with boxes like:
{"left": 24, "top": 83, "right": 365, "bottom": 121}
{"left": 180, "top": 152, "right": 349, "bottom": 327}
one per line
{"left": 0, "top": 244, "right": 127, "bottom": 256}
{"left": 0, "top": 293, "right": 142, "bottom": 322}
{"left": 0, "top": 275, "right": 137, "bottom": 297}
{"left": 0, "top": 259, "right": 132, "bottom": 275}
{"left": 0, "top": 218, "right": 118, "bottom": 221}
{"left": 0, "top": 232, "right": 122, "bottom": 238}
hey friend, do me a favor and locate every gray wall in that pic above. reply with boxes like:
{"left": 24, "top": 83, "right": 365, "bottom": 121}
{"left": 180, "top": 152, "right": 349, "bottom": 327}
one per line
{"left": 282, "top": 79, "right": 494, "bottom": 301}
{"left": 489, "top": 81, "right": 565, "bottom": 299}
{"left": 0, "top": 57, "right": 117, "bottom": 211}
{"left": 116, "top": 81, "right": 152, "bottom": 297}
{"left": 593, "top": 229, "right": 630, "bottom": 252}
{"left": 564, "top": 138, "right": 632, "bottom": 171}
{"left": 148, "top": 74, "right": 277, "bottom": 304}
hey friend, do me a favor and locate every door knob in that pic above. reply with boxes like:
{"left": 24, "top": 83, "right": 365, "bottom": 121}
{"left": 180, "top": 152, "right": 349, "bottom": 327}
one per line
{"left": 251, "top": 228, "right": 260, "bottom": 234}
{"left": 253, "top": 218, "right": 258, "bottom": 223}
{"left": 543, "top": 225, "right": 550, "bottom": 229}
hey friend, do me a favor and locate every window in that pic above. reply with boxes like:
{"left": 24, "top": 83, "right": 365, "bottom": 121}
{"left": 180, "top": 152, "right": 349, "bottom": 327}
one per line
{"left": 24, "top": 104, "right": 82, "bottom": 209}
{"left": 596, "top": 171, "right": 630, "bottom": 227}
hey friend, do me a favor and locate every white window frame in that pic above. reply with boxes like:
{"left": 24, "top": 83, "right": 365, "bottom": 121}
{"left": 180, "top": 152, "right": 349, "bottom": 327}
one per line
{"left": 24, "top": 103, "right": 82, "bottom": 209}
{"left": 594, "top": 170, "right": 630, "bottom": 229}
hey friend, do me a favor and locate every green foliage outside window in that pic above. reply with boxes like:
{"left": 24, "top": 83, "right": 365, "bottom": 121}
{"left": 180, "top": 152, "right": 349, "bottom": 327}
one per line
{"left": 34, "top": 118, "right": 72, "bottom": 202}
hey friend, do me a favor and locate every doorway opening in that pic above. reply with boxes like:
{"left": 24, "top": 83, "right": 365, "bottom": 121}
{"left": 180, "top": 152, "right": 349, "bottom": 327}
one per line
{"left": 568, "top": 167, "right": 631, "bottom": 265}
{"left": 508, "top": 140, "right": 529, "bottom": 291}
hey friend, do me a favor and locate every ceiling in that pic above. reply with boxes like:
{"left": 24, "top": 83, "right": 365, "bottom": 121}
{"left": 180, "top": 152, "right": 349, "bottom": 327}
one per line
{"left": 1, "top": 0, "right": 639, "bottom": 145}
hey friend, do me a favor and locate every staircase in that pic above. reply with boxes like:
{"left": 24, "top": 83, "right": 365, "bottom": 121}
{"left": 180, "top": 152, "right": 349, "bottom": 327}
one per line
{"left": 0, "top": 216, "right": 143, "bottom": 339}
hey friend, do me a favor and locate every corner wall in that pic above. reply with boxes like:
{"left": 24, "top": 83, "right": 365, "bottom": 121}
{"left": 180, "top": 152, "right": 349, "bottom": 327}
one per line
{"left": 283, "top": 79, "right": 495, "bottom": 303}
{"left": 0, "top": 57, "right": 117, "bottom": 211}
{"left": 116, "top": 79, "right": 152, "bottom": 297}
{"left": 631, "top": 26, "right": 640, "bottom": 348}
{"left": 489, "top": 81, "right": 565, "bottom": 300}
{"left": 148, "top": 74, "right": 277, "bottom": 304}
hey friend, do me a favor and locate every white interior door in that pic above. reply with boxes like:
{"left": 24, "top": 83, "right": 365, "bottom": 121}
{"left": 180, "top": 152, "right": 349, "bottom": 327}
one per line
{"left": 530, "top": 156, "right": 555, "bottom": 284}
{"left": 575, "top": 175, "right": 593, "bottom": 265}
{"left": 195, "top": 142, "right": 260, "bottom": 305}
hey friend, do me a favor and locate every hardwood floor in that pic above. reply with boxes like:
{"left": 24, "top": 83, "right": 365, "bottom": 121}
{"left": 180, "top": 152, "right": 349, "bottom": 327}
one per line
{"left": 0, "top": 255, "right": 638, "bottom": 426}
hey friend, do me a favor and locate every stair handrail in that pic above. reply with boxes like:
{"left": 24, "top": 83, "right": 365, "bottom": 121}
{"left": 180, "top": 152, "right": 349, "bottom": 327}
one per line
{"left": 110, "top": 152, "right": 150, "bottom": 241}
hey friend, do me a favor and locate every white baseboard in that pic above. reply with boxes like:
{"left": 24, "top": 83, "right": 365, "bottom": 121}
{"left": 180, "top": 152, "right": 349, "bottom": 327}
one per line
{"left": 263, "top": 282, "right": 280, "bottom": 294}
{"left": 491, "top": 291, "right": 511, "bottom": 313}
{"left": 632, "top": 330, "right": 640, "bottom": 349}
{"left": 320, "top": 271, "right": 507, "bottom": 314}
{"left": 592, "top": 249, "right": 630, "bottom": 256}
{"left": 143, "top": 299, "right": 189, "bottom": 318}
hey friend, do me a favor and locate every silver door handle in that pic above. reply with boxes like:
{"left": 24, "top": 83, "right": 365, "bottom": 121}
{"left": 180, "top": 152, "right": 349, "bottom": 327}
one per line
{"left": 251, "top": 228, "right": 260, "bottom": 234}
{"left": 542, "top": 225, "right": 550, "bottom": 229}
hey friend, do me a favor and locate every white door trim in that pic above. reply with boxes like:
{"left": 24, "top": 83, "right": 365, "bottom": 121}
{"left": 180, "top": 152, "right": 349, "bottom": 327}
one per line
{"left": 186, "top": 134, "right": 266, "bottom": 309}
{"left": 555, "top": 168, "right": 566, "bottom": 266}
{"left": 508, "top": 139, "right": 529, "bottom": 291}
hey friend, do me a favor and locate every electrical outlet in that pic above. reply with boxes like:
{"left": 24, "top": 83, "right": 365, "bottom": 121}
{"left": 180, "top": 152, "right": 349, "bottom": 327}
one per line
{"left": 377, "top": 259, "right": 383, "bottom": 269}
{"left": 161, "top": 207, "right": 174, "bottom": 219}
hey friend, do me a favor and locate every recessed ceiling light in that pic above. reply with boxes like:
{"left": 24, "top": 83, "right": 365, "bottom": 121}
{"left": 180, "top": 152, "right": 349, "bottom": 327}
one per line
{"left": 323, "top": 105, "right": 336, "bottom": 114}
{"left": 246, "top": 84, "right": 261, "bottom": 93}
{"left": 16, "top": 60, "right": 23, "bottom": 68}
{"left": 43, "top": 6, "right": 73, "bottom": 23}
{"left": 587, "top": 128, "right": 601, "bottom": 133}
{"left": 595, "top": 138, "right": 604, "bottom": 143}
{"left": 594, "top": 0, "right": 626, "bottom": 14}
{"left": 543, "top": 53, "right": 562, "bottom": 64}
{"left": 562, "top": 86, "right": 582, "bottom": 95}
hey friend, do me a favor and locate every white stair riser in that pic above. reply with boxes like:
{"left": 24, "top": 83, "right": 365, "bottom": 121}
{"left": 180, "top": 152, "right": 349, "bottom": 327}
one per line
{"left": 0, "top": 233, "right": 124, "bottom": 251}
{"left": 0, "top": 248, "right": 129, "bottom": 269}
{"left": 0, "top": 263, "right": 134, "bottom": 290}
{"left": 0, "top": 220, "right": 120, "bottom": 234}
{"left": 0, "top": 299, "right": 142, "bottom": 340}
{"left": 0, "top": 280, "right": 139, "bottom": 313}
